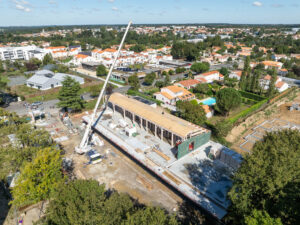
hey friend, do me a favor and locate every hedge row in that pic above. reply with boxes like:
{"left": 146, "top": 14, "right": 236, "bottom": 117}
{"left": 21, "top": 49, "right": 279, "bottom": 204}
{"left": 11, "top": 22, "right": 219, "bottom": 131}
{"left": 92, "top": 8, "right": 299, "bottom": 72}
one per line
{"left": 241, "top": 97, "right": 257, "bottom": 105}
{"left": 228, "top": 99, "right": 268, "bottom": 124}
{"left": 238, "top": 90, "right": 266, "bottom": 102}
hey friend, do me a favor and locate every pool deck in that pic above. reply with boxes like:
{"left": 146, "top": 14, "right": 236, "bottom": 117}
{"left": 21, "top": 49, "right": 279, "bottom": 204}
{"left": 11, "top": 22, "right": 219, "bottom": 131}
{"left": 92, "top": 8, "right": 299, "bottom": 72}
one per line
{"left": 82, "top": 107, "right": 239, "bottom": 219}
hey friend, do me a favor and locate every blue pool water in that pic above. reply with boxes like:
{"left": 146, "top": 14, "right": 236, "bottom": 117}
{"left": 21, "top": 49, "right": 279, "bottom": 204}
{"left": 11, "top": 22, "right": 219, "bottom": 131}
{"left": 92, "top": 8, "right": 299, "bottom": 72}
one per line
{"left": 202, "top": 97, "right": 216, "bottom": 106}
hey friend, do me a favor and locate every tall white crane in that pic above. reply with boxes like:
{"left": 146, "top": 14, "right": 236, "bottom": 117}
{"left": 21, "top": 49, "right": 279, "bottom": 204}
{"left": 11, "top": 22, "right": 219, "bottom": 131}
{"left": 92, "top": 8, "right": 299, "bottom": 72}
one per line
{"left": 76, "top": 21, "right": 132, "bottom": 154}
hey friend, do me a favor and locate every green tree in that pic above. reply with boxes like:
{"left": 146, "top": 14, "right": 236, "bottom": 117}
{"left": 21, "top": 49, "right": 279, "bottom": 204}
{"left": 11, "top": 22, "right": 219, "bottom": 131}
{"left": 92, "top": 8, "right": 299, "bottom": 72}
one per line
{"left": 96, "top": 64, "right": 108, "bottom": 77}
{"left": 155, "top": 81, "right": 164, "bottom": 88}
{"left": 144, "top": 72, "right": 156, "bottom": 85}
{"left": 11, "top": 147, "right": 63, "bottom": 207}
{"left": 164, "top": 73, "right": 171, "bottom": 86}
{"left": 239, "top": 56, "right": 251, "bottom": 91}
{"left": 214, "top": 119, "right": 233, "bottom": 137}
{"left": 58, "top": 76, "right": 85, "bottom": 111}
{"left": 193, "top": 83, "right": 210, "bottom": 94}
{"left": 43, "top": 180, "right": 106, "bottom": 225}
{"left": 244, "top": 210, "right": 282, "bottom": 225}
{"left": 216, "top": 88, "right": 241, "bottom": 116}
{"left": 176, "top": 101, "right": 206, "bottom": 125}
{"left": 128, "top": 74, "right": 140, "bottom": 91}
{"left": 125, "top": 207, "right": 178, "bottom": 225}
{"left": 168, "top": 69, "right": 175, "bottom": 75}
{"left": 129, "top": 44, "right": 146, "bottom": 53}
{"left": 43, "top": 53, "right": 53, "bottom": 65}
{"left": 228, "top": 130, "right": 300, "bottom": 225}
{"left": 267, "top": 69, "right": 277, "bottom": 97}
{"left": 41, "top": 180, "right": 178, "bottom": 225}
{"left": 0, "top": 60, "right": 5, "bottom": 72}
{"left": 219, "top": 67, "right": 229, "bottom": 77}
{"left": 190, "top": 62, "right": 210, "bottom": 73}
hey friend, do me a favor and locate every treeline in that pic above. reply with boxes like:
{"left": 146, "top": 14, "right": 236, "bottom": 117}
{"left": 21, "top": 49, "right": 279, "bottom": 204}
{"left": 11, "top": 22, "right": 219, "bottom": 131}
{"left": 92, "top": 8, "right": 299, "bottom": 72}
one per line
{"left": 171, "top": 36, "right": 224, "bottom": 61}
{"left": 0, "top": 29, "right": 180, "bottom": 50}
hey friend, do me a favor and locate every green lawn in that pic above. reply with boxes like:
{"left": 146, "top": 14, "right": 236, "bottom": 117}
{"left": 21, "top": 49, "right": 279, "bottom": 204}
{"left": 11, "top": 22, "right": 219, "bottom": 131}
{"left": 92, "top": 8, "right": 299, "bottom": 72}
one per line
{"left": 208, "top": 103, "right": 252, "bottom": 124}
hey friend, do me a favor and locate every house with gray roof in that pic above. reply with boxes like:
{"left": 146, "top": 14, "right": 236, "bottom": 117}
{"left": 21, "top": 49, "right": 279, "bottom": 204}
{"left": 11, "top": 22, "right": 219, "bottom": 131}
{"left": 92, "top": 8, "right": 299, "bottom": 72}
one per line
{"left": 26, "top": 70, "right": 84, "bottom": 90}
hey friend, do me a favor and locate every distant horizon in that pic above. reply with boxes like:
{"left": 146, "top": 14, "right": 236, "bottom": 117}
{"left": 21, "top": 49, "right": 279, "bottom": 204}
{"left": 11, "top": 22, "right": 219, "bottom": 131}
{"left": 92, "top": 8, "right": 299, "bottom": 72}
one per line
{"left": 1, "top": 22, "right": 300, "bottom": 28}
{"left": 0, "top": 0, "right": 299, "bottom": 26}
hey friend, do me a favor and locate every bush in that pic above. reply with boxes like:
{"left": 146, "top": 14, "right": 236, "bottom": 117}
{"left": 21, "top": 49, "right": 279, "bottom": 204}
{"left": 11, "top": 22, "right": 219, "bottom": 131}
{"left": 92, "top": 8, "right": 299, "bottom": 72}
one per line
{"left": 190, "top": 99, "right": 198, "bottom": 105}
{"left": 238, "top": 90, "right": 266, "bottom": 102}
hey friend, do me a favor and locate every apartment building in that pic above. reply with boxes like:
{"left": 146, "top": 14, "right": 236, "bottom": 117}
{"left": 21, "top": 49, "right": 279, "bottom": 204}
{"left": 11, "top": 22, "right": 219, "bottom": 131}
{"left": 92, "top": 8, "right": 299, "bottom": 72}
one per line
{"left": 0, "top": 45, "right": 43, "bottom": 61}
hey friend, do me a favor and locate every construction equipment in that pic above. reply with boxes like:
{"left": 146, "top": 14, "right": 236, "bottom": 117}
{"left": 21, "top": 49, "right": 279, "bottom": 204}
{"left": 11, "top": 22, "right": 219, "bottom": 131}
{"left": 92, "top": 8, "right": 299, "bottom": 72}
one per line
{"left": 75, "top": 21, "right": 132, "bottom": 154}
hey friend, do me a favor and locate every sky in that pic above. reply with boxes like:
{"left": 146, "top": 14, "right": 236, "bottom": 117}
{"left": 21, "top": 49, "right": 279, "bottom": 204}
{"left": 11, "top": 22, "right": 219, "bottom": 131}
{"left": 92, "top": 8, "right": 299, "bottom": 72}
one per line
{"left": 0, "top": 0, "right": 299, "bottom": 26}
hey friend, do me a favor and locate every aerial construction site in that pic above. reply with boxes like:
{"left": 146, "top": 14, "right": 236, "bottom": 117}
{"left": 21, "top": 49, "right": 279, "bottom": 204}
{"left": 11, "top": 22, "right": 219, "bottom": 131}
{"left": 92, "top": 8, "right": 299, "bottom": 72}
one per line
{"left": 70, "top": 21, "right": 243, "bottom": 220}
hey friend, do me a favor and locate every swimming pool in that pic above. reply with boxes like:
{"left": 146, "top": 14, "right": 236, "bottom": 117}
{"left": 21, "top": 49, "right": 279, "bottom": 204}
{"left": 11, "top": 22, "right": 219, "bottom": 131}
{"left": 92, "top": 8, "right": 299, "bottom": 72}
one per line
{"left": 201, "top": 97, "right": 216, "bottom": 106}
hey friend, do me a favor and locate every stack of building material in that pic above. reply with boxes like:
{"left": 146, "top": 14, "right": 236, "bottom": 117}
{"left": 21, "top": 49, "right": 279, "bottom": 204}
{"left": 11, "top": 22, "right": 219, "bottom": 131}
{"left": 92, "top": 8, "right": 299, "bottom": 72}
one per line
{"left": 219, "top": 148, "right": 243, "bottom": 170}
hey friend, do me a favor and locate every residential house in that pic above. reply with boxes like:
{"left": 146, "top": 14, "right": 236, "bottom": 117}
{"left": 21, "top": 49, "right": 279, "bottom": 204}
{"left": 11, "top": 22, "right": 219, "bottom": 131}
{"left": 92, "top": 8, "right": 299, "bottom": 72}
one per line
{"left": 229, "top": 70, "right": 243, "bottom": 80}
{"left": 194, "top": 71, "right": 224, "bottom": 83}
{"left": 26, "top": 69, "right": 84, "bottom": 90}
{"left": 261, "top": 61, "right": 283, "bottom": 70}
{"left": 260, "top": 75, "right": 289, "bottom": 93}
{"left": 70, "top": 54, "right": 93, "bottom": 66}
{"left": 154, "top": 85, "right": 195, "bottom": 107}
{"left": 175, "top": 79, "right": 200, "bottom": 89}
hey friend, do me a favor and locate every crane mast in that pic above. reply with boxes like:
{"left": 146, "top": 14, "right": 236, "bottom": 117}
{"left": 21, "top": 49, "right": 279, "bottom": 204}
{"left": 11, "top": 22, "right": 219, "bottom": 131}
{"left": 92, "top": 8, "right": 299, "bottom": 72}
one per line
{"left": 76, "top": 21, "right": 132, "bottom": 153}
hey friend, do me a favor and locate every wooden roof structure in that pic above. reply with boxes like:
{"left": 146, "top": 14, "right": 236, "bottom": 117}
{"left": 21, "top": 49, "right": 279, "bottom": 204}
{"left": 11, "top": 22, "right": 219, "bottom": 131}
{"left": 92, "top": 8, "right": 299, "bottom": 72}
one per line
{"left": 108, "top": 93, "right": 209, "bottom": 138}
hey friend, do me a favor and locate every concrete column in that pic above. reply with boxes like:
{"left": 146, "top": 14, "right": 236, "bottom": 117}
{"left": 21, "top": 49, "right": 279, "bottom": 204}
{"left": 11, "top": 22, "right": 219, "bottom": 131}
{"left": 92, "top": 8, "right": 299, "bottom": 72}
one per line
{"left": 154, "top": 125, "right": 157, "bottom": 137}
{"left": 113, "top": 104, "right": 115, "bottom": 113}
{"left": 160, "top": 128, "right": 163, "bottom": 140}
{"left": 171, "top": 133, "right": 174, "bottom": 147}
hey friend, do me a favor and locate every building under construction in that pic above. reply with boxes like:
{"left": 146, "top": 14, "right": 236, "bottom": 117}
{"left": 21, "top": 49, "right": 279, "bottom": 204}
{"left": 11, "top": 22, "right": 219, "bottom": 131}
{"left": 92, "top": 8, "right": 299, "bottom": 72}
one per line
{"left": 107, "top": 93, "right": 211, "bottom": 159}
{"left": 83, "top": 93, "right": 242, "bottom": 220}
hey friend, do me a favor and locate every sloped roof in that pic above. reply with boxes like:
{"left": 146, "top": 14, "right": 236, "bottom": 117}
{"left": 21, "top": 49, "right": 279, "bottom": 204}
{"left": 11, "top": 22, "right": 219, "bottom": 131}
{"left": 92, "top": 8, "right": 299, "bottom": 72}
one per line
{"left": 109, "top": 93, "right": 208, "bottom": 138}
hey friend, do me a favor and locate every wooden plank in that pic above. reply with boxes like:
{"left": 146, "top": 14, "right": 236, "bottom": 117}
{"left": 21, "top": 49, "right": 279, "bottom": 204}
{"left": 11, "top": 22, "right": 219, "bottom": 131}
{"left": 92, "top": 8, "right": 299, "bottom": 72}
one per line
{"left": 153, "top": 148, "right": 171, "bottom": 161}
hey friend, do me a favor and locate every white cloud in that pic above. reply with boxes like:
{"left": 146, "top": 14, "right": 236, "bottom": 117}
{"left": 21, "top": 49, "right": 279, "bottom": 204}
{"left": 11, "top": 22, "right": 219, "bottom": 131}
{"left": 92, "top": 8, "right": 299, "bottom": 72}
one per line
{"left": 11, "top": 0, "right": 32, "bottom": 12}
{"left": 108, "top": 0, "right": 115, "bottom": 2}
{"left": 15, "top": 3, "right": 30, "bottom": 11}
{"left": 252, "top": 1, "right": 262, "bottom": 7}
{"left": 112, "top": 6, "right": 118, "bottom": 11}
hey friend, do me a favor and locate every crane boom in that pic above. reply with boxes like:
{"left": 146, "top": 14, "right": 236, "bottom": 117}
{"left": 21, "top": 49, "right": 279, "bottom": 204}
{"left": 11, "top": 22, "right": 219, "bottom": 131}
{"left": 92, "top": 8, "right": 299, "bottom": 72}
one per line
{"left": 78, "top": 21, "right": 132, "bottom": 152}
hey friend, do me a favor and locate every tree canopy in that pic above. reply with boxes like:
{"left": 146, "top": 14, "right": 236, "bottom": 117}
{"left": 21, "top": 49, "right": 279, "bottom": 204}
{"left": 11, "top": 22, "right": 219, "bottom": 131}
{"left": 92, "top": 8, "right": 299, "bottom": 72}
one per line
{"left": 96, "top": 64, "right": 108, "bottom": 77}
{"left": 11, "top": 147, "right": 64, "bottom": 207}
{"left": 58, "top": 76, "right": 85, "bottom": 111}
{"left": 144, "top": 72, "right": 156, "bottom": 85}
{"left": 216, "top": 88, "right": 242, "bottom": 116}
{"left": 176, "top": 101, "right": 206, "bottom": 125}
{"left": 128, "top": 74, "right": 140, "bottom": 90}
{"left": 40, "top": 179, "right": 177, "bottom": 225}
{"left": 228, "top": 130, "right": 300, "bottom": 225}
{"left": 190, "top": 62, "right": 210, "bottom": 74}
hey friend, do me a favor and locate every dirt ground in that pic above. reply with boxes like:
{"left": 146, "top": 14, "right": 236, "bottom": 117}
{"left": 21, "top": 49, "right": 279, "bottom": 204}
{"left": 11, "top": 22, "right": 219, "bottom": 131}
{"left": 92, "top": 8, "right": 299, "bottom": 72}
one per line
{"left": 3, "top": 110, "right": 182, "bottom": 225}
{"left": 227, "top": 89, "right": 300, "bottom": 154}
{"left": 68, "top": 114, "right": 182, "bottom": 212}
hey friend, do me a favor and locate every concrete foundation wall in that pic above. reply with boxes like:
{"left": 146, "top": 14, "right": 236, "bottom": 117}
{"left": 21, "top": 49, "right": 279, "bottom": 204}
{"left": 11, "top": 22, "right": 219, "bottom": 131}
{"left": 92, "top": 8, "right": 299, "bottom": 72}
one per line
{"left": 177, "top": 132, "right": 211, "bottom": 159}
